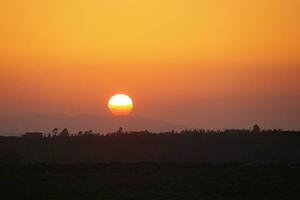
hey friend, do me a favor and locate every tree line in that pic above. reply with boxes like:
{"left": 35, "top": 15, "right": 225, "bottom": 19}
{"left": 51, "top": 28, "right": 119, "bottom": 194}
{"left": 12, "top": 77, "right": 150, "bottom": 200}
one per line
{"left": 20, "top": 124, "right": 300, "bottom": 139}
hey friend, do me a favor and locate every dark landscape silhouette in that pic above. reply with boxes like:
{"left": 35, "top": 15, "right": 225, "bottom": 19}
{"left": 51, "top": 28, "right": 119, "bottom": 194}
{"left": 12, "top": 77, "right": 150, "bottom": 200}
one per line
{"left": 1, "top": 126, "right": 300, "bottom": 163}
{"left": 1, "top": 127, "right": 300, "bottom": 199}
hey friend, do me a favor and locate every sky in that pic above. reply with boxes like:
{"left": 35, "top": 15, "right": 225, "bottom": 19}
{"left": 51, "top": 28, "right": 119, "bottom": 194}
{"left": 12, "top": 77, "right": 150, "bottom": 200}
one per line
{"left": 0, "top": 0, "right": 300, "bottom": 129}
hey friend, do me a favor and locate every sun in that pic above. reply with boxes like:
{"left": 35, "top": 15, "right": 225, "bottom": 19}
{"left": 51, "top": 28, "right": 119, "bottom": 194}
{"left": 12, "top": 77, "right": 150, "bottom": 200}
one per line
{"left": 108, "top": 94, "right": 133, "bottom": 115}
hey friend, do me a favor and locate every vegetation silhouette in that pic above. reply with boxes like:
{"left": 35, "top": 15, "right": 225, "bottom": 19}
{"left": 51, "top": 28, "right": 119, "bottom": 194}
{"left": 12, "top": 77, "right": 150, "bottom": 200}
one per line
{"left": 0, "top": 126, "right": 300, "bottom": 164}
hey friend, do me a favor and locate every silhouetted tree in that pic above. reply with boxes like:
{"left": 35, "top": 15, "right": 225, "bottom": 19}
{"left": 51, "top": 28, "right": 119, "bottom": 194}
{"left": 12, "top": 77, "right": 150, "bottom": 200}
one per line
{"left": 52, "top": 128, "right": 58, "bottom": 137}
{"left": 84, "top": 130, "right": 93, "bottom": 136}
{"left": 253, "top": 124, "right": 261, "bottom": 133}
{"left": 117, "top": 127, "right": 123, "bottom": 134}
{"left": 59, "top": 128, "right": 69, "bottom": 137}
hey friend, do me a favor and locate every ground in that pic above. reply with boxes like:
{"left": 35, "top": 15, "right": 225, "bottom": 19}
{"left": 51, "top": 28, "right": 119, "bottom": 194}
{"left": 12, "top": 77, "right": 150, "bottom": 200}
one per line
{"left": 0, "top": 163, "right": 299, "bottom": 199}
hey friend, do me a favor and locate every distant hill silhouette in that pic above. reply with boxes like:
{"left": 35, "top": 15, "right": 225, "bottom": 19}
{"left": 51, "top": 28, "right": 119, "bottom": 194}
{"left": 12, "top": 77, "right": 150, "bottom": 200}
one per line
{"left": 0, "top": 113, "right": 187, "bottom": 135}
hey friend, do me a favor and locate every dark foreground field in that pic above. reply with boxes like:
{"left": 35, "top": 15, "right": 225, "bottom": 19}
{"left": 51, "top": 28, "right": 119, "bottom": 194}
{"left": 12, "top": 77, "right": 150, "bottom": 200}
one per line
{"left": 1, "top": 133, "right": 300, "bottom": 163}
{"left": 1, "top": 163, "right": 300, "bottom": 200}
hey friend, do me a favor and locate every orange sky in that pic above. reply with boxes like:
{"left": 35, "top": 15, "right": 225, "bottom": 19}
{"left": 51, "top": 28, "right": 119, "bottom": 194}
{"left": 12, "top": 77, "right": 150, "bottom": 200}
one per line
{"left": 0, "top": 0, "right": 300, "bottom": 129}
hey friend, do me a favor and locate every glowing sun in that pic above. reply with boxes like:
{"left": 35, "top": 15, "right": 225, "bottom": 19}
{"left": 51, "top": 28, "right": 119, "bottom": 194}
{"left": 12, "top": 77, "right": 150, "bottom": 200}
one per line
{"left": 108, "top": 94, "right": 133, "bottom": 115}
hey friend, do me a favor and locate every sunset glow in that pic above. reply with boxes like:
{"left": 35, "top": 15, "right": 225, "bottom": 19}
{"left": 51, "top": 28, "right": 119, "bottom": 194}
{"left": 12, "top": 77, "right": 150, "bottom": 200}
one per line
{"left": 0, "top": 0, "right": 299, "bottom": 129}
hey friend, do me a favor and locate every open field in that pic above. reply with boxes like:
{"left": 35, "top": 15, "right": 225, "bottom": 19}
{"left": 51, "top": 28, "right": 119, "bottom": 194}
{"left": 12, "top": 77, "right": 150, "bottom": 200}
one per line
{"left": 0, "top": 163, "right": 300, "bottom": 199}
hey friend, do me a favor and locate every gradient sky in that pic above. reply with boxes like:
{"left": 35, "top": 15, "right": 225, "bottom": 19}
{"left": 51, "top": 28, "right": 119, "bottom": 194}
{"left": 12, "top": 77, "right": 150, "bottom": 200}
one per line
{"left": 0, "top": 0, "right": 300, "bottom": 129}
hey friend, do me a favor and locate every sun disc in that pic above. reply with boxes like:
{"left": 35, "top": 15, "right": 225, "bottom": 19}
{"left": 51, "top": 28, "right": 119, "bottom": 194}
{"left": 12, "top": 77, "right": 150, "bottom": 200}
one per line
{"left": 108, "top": 94, "right": 133, "bottom": 115}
